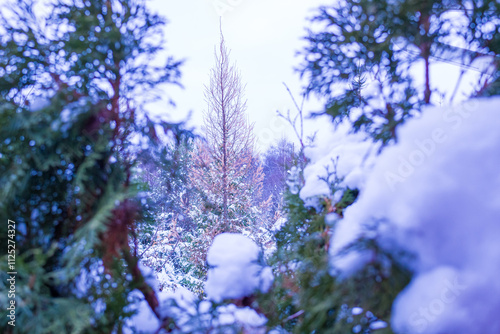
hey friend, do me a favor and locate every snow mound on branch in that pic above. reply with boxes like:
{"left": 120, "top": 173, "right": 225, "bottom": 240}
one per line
{"left": 124, "top": 261, "right": 198, "bottom": 333}
{"left": 205, "top": 233, "right": 274, "bottom": 302}
{"left": 327, "top": 97, "right": 500, "bottom": 333}
{"left": 125, "top": 289, "right": 161, "bottom": 333}
{"left": 300, "top": 116, "right": 377, "bottom": 203}
{"left": 125, "top": 255, "right": 270, "bottom": 333}
{"left": 215, "top": 304, "right": 268, "bottom": 331}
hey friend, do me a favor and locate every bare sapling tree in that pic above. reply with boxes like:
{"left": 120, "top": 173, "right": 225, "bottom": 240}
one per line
{"left": 197, "top": 31, "right": 256, "bottom": 230}
{"left": 185, "top": 32, "right": 272, "bottom": 283}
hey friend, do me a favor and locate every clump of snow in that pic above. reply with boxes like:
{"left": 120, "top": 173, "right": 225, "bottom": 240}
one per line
{"left": 351, "top": 307, "right": 363, "bottom": 315}
{"left": 125, "top": 265, "right": 200, "bottom": 334}
{"left": 327, "top": 97, "right": 500, "bottom": 334}
{"left": 138, "top": 261, "right": 159, "bottom": 292}
{"left": 271, "top": 217, "right": 287, "bottom": 232}
{"left": 391, "top": 267, "right": 468, "bottom": 334}
{"left": 205, "top": 233, "right": 274, "bottom": 302}
{"left": 75, "top": 261, "right": 104, "bottom": 297}
{"left": 300, "top": 116, "right": 378, "bottom": 203}
{"left": 286, "top": 166, "right": 302, "bottom": 195}
{"left": 30, "top": 96, "right": 51, "bottom": 111}
{"left": 370, "top": 320, "right": 388, "bottom": 330}
{"left": 215, "top": 304, "right": 268, "bottom": 331}
{"left": 158, "top": 285, "right": 198, "bottom": 329}
{"left": 125, "top": 289, "right": 161, "bottom": 332}
{"left": 74, "top": 260, "right": 106, "bottom": 314}
{"left": 158, "top": 288, "right": 268, "bottom": 333}
{"left": 123, "top": 262, "right": 164, "bottom": 333}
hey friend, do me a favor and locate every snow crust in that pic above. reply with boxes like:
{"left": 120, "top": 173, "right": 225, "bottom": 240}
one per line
{"left": 205, "top": 233, "right": 274, "bottom": 302}
{"left": 324, "top": 98, "right": 500, "bottom": 333}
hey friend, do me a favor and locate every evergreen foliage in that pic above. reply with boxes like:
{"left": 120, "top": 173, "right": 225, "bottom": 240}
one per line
{"left": 300, "top": 0, "right": 500, "bottom": 144}
{"left": 1, "top": 1, "right": 497, "bottom": 333}
{"left": 259, "top": 162, "right": 411, "bottom": 333}
{"left": 0, "top": 0, "right": 183, "bottom": 332}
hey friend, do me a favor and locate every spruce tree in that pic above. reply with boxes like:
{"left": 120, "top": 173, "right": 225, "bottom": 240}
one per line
{"left": 0, "top": 0, "right": 183, "bottom": 332}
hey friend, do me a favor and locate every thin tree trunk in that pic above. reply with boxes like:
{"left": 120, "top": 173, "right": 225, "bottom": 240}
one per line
{"left": 424, "top": 52, "right": 431, "bottom": 104}
{"left": 421, "top": 14, "right": 432, "bottom": 104}
{"left": 220, "top": 40, "right": 228, "bottom": 230}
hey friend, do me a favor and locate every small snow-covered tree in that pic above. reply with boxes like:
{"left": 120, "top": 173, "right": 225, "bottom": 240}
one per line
{"left": 135, "top": 138, "right": 197, "bottom": 291}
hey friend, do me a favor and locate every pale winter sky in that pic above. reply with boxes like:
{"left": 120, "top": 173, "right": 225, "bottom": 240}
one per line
{"left": 145, "top": 0, "right": 485, "bottom": 152}
{"left": 26, "top": 0, "right": 486, "bottom": 151}
{"left": 147, "top": 0, "right": 329, "bottom": 151}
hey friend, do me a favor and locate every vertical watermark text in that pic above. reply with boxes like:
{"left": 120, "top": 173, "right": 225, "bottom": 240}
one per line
{"left": 6, "top": 219, "right": 16, "bottom": 327}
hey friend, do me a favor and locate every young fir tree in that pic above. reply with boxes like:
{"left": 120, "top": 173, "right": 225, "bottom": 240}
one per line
{"left": 186, "top": 33, "right": 271, "bottom": 286}
{"left": 0, "top": 0, "right": 183, "bottom": 332}
{"left": 300, "top": 0, "right": 500, "bottom": 145}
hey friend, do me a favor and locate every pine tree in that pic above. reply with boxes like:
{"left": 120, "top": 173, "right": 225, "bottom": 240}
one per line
{"left": 0, "top": 0, "right": 183, "bottom": 332}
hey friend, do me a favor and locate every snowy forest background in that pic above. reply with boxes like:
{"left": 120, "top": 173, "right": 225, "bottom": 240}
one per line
{"left": 0, "top": 0, "right": 499, "bottom": 333}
